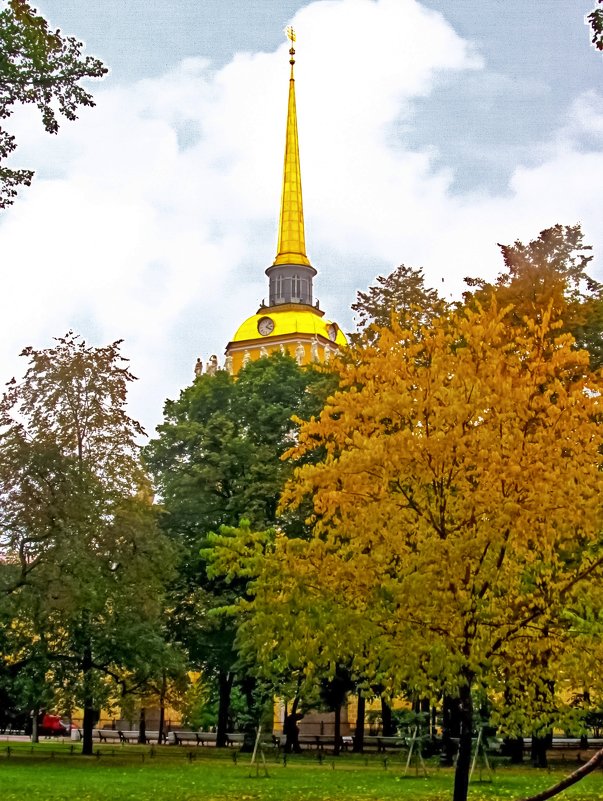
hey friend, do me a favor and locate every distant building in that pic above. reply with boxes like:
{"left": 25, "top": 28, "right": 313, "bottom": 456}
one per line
{"left": 224, "top": 30, "right": 346, "bottom": 374}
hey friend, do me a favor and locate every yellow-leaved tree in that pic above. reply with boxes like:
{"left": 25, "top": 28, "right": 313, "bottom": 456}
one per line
{"left": 234, "top": 302, "right": 603, "bottom": 801}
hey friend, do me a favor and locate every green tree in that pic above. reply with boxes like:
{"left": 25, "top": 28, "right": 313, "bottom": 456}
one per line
{"left": 350, "top": 263, "right": 445, "bottom": 345}
{"left": 144, "top": 353, "right": 331, "bottom": 746}
{"left": 0, "top": 333, "right": 174, "bottom": 754}
{"left": 0, "top": 0, "right": 107, "bottom": 207}
{"left": 588, "top": 1, "right": 603, "bottom": 51}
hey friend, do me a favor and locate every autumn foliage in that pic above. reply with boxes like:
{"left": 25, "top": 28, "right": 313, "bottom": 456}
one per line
{"left": 240, "top": 302, "right": 603, "bottom": 801}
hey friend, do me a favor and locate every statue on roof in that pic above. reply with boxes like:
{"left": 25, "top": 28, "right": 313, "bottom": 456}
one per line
{"left": 206, "top": 355, "right": 218, "bottom": 375}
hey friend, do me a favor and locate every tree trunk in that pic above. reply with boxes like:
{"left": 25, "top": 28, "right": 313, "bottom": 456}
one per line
{"left": 81, "top": 643, "right": 95, "bottom": 756}
{"left": 31, "top": 708, "right": 39, "bottom": 744}
{"left": 441, "top": 694, "right": 460, "bottom": 766}
{"left": 239, "top": 676, "right": 258, "bottom": 753}
{"left": 531, "top": 733, "right": 550, "bottom": 768}
{"left": 452, "top": 682, "right": 474, "bottom": 801}
{"left": 216, "top": 669, "right": 233, "bottom": 748}
{"left": 353, "top": 691, "right": 365, "bottom": 753}
{"left": 520, "top": 746, "right": 603, "bottom": 801}
{"left": 138, "top": 706, "right": 146, "bottom": 745}
{"left": 334, "top": 702, "right": 341, "bottom": 756}
{"left": 157, "top": 673, "right": 166, "bottom": 744}
{"left": 504, "top": 736, "right": 525, "bottom": 763}
{"left": 284, "top": 694, "right": 303, "bottom": 754}
{"left": 381, "top": 697, "right": 395, "bottom": 736}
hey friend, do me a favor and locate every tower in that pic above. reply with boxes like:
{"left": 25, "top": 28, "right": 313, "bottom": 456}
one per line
{"left": 224, "top": 28, "right": 346, "bottom": 374}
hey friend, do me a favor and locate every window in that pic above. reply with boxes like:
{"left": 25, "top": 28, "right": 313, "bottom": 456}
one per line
{"left": 292, "top": 274, "right": 301, "bottom": 299}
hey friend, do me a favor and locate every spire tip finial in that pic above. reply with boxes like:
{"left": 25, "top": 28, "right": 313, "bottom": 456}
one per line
{"left": 285, "top": 26, "right": 296, "bottom": 68}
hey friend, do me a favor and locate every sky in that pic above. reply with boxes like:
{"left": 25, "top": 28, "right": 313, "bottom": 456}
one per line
{"left": 1, "top": 0, "right": 602, "bottom": 436}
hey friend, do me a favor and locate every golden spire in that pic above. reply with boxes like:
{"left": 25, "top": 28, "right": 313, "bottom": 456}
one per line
{"left": 273, "top": 27, "right": 311, "bottom": 267}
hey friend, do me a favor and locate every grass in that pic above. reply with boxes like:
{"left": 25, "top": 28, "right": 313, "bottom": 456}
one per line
{"left": 0, "top": 741, "right": 602, "bottom": 801}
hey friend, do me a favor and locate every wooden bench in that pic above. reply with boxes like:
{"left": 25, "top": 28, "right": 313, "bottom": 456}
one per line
{"left": 197, "top": 732, "right": 218, "bottom": 746}
{"left": 363, "top": 735, "right": 406, "bottom": 752}
{"left": 519, "top": 737, "right": 602, "bottom": 752}
{"left": 93, "top": 729, "right": 163, "bottom": 744}
{"left": 118, "top": 730, "right": 141, "bottom": 743}
{"left": 296, "top": 734, "right": 352, "bottom": 751}
{"left": 95, "top": 729, "right": 123, "bottom": 743}
{"left": 549, "top": 738, "right": 603, "bottom": 750}
{"left": 168, "top": 730, "right": 279, "bottom": 748}
{"left": 170, "top": 730, "right": 203, "bottom": 746}
{"left": 121, "top": 730, "right": 162, "bottom": 744}
{"left": 171, "top": 731, "right": 227, "bottom": 746}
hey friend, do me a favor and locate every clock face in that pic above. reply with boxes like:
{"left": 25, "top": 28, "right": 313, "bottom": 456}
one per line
{"left": 258, "top": 316, "right": 275, "bottom": 336}
{"left": 327, "top": 323, "right": 338, "bottom": 342}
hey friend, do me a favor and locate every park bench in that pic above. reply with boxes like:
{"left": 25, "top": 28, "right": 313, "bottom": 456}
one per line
{"left": 530, "top": 737, "right": 603, "bottom": 752}
{"left": 122, "top": 730, "right": 162, "bottom": 744}
{"left": 118, "top": 730, "right": 142, "bottom": 743}
{"left": 169, "top": 730, "right": 203, "bottom": 746}
{"left": 296, "top": 734, "right": 352, "bottom": 751}
{"left": 549, "top": 737, "right": 603, "bottom": 750}
{"left": 1, "top": 726, "right": 25, "bottom": 735}
{"left": 362, "top": 735, "right": 406, "bottom": 752}
{"left": 95, "top": 729, "right": 122, "bottom": 743}
{"left": 168, "top": 730, "right": 248, "bottom": 747}
{"left": 197, "top": 732, "right": 218, "bottom": 746}
{"left": 96, "top": 729, "right": 163, "bottom": 744}
{"left": 142, "top": 730, "right": 162, "bottom": 743}
{"left": 169, "top": 731, "right": 233, "bottom": 746}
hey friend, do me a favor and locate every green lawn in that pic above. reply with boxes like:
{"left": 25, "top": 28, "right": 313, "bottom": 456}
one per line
{"left": 0, "top": 742, "right": 601, "bottom": 801}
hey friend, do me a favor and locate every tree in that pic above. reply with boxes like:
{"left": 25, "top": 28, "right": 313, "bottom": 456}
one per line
{"left": 350, "top": 263, "right": 445, "bottom": 345}
{"left": 464, "top": 224, "right": 603, "bottom": 369}
{"left": 144, "top": 354, "right": 332, "bottom": 746}
{"left": 463, "top": 224, "right": 603, "bottom": 766}
{"left": 235, "top": 304, "right": 603, "bottom": 801}
{"left": 203, "top": 518, "right": 359, "bottom": 755}
{"left": 588, "top": 1, "right": 603, "bottom": 51}
{"left": 145, "top": 355, "right": 330, "bottom": 539}
{"left": 0, "top": 0, "right": 107, "bottom": 207}
{"left": 0, "top": 333, "right": 174, "bottom": 754}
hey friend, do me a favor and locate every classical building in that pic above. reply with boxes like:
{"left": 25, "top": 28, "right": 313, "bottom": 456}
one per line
{"left": 224, "top": 30, "right": 347, "bottom": 375}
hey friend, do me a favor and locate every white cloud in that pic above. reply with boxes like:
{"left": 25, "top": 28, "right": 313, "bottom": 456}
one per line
{"left": 0, "top": 0, "right": 601, "bottom": 436}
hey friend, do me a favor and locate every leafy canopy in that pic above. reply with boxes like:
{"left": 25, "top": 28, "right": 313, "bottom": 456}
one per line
{"left": 351, "top": 263, "right": 445, "bottom": 345}
{"left": 0, "top": 0, "right": 107, "bottom": 206}
{"left": 144, "top": 352, "right": 334, "bottom": 542}
{"left": 464, "top": 224, "right": 603, "bottom": 369}
{"left": 588, "top": 1, "right": 603, "bottom": 51}
{"left": 0, "top": 332, "right": 174, "bottom": 750}
{"left": 143, "top": 353, "right": 334, "bottom": 734}
{"left": 234, "top": 301, "right": 603, "bottom": 800}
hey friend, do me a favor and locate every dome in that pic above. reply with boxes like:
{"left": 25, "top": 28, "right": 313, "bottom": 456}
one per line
{"left": 230, "top": 308, "right": 347, "bottom": 347}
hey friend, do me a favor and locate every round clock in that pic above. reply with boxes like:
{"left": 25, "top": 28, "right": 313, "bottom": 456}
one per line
{"left": 327, "top": 323, "right": 338, "bottom": 342}
{"left": 258, "top": 316, "right": 275, "bottom": 336}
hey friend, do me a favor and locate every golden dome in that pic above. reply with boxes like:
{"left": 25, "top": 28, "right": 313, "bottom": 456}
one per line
{"left": 230, "top": 307, "right": 347, "bottom": 347}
